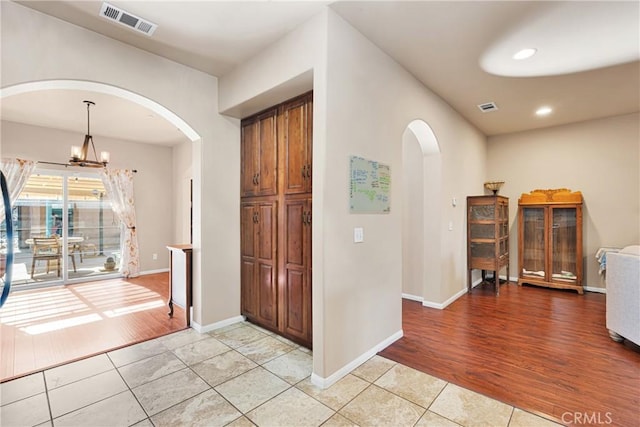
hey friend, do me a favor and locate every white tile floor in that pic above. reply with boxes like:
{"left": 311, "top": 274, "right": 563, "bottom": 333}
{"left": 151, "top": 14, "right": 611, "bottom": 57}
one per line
{"left": 0, "top": 322, "right": 563, "bottom": 427}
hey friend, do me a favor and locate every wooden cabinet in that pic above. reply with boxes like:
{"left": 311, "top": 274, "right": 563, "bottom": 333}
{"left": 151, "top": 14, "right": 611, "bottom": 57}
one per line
{"left": 517, "top": 189, "right": 583, "bottom": 294}
{"left": 241, "top": 200, "right": 278, "bottom": 328}
{"left": 240, "top": 91, "right": 313, "bottom": 348}
{"left": 241, "top": 109, "right": 278, "bottom": 197}
{"left": 467, "top": 195, "right": 509, "bottom": 295}
{"left": 282, "top": 93, "right": 312, "bottom": 195}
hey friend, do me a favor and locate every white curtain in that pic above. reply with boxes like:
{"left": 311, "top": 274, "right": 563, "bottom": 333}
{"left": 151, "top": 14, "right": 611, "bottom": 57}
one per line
{"left": 100, "top": 168, "right": 140, "bottom": 278}
{"left": 0, "top": 158, "right": 37, "bottom": 220}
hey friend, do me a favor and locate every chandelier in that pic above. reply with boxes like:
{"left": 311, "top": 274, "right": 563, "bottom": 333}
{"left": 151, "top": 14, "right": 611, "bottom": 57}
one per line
{"left": 69, "top": 100, "right": 110, "bottom": 168}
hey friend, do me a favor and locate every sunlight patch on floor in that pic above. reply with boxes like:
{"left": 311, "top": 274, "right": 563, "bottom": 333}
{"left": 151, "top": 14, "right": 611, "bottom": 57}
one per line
{"left": 21, "top": 313, "right": 103, "bottom": 335}
{"left": 103, "top": 299, "right": 165, "bottom": 317}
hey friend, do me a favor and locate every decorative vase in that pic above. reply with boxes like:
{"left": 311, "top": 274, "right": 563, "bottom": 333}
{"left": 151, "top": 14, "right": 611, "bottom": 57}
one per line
{"left": 104, "top": 257, "right": 116, "bottom": 271}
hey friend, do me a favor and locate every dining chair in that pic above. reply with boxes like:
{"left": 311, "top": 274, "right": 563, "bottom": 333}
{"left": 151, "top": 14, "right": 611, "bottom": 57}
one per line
{"left": 30, "top": 236, "right": 77, "bottom": 278}
{"left": 30, "top": 236, "right": 62, "bottom": 277}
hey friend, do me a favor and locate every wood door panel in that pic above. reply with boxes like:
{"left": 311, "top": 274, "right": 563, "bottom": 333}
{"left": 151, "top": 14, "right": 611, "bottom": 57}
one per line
{"left": 258, "top": 112, "right": 278, "bottom": 196}
{"left": 258, "top": 263, "right": 277, "bottom": 327}
{"left": 240, "top": 203, "right": 256, "bottom": 258}
{"left": 282, "top": 196, "right": 311, "bottom": 345}
{"left": 284, "top": 200, "right": 305, "bottom": 267}
{"left": 284, "top": 100, "right": 307, "bottom": 195}
{"left": 241, "top": 121, "right": 258, "bottom": 197}
{"left": 284, "top": 268, "right": 305, "bottom": 336}
{"left": 241, "top": 259, "right": 257, "bottom": 318}
{"left": 257, "top": 201, "right": 277, "bottom": 261}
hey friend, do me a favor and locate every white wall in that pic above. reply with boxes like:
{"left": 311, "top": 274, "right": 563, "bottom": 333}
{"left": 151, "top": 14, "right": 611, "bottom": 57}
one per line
{"left": 1, "top": 1, "right": 240, "bottom": 327}
{"left": 1, "top": 120, "right": 174, "bottom": 272}
{"left": 323, "top": 11, "right": 486, "bottom": 374}
{"left": 172, "top": 141, "right": 192, "bottom": 245}
{"left": 402, "top": 131, "right": 424, "bottom": 298}
{"left": 488, "top": 112, "right": 640, "bottom": 290}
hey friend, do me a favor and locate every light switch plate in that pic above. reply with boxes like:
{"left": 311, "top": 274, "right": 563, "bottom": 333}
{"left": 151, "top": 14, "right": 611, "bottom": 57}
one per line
{"left": 354, "top": 227, "right": 364, "bottom": 243}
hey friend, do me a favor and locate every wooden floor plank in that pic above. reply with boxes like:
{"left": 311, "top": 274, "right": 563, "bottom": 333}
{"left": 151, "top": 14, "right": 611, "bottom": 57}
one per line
{"left": 379, "top": 282, "right": 640, "bottom": 426}
{"left": 0, "top": 273, "right": 186, "bottom": 382}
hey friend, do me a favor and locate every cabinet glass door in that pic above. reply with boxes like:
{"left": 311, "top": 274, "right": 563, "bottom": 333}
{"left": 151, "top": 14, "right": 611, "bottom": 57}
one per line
{"left": 469, "top": 203, "right": 495, "bottom": 260}
{"left": 522, "top": 207, "right": 545, "bottom": 278}
{"left": 469, "top": 204, "right": 494, "bottom": 221}
{"left": 551, "top": 208, "right": 577, "bottom": 282}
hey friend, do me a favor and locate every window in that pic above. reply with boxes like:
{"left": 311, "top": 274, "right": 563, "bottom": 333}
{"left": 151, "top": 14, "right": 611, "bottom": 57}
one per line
{"left": 1, "top": 170, "right": 122, "bottom": 289}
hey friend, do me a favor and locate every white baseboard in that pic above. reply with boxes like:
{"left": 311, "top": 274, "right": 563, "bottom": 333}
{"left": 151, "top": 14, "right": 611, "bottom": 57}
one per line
{"left": 191, "top": 315, "right": 245, "bottom": 334}
{"left": 401, "top": 293, "right": 423, "bottom": 302}
{"left": 311, "top": 329, "right": 403, "bottom": 389}
{"left": 422, "top": 285, "right": 469, "bottom": 310}
{"left": 412, "top": 274, "right": 525, "bottom": 311}
{"left": 584, "top": 286, "right": 606, "bottom": 294}
{"left": 139, "top": 268, "right": 170, "bottom": 275}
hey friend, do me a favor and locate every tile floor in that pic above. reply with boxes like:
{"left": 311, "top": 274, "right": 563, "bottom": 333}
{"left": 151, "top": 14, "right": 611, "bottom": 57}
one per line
{"left": 0, "top": 322, "right": 563, "bottom": 427}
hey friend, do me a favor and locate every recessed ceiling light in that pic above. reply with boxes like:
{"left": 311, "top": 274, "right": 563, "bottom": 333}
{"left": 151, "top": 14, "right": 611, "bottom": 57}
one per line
{"left": 513, "top": 48, "right": 537, "bottom": 60}
{"left": 536, "top": 106, "right": 553, "bottom": 116}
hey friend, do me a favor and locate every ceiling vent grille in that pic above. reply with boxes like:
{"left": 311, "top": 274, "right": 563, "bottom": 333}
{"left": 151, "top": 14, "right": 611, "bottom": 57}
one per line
{"left": 99, "top": 2, "right": 158, "bottom": 36}
{"left": 477, "top": 102, "right": 499, "bottom": 113}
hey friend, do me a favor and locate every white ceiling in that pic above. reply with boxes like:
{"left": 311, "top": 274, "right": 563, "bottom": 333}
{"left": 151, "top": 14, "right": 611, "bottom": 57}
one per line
{"left": 3, "top": 0, "right": 639, "bottom": 142}
{"left": 1, "top": 89, "right": 187, "bottom": 146}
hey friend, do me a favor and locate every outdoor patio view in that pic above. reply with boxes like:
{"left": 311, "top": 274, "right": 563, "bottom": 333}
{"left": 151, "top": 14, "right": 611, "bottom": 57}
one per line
{"left": 1, "top": 172, "right": 121, "bottom": 289}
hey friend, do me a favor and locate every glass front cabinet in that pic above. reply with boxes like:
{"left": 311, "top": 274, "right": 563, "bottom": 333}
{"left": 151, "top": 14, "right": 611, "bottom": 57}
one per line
{"left": 467, "top": 195, "right": 509, "bottom": 295}
{"left": 517, "top": 189, "right": 583, "bottom": 294}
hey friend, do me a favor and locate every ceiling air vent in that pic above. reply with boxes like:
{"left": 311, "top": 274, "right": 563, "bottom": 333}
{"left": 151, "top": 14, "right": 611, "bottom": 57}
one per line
{"left": 99, "top": 2, "right": 158, "bottom": 36}
{"left": 477, "top": 102, "right": 499, "bottom": 113}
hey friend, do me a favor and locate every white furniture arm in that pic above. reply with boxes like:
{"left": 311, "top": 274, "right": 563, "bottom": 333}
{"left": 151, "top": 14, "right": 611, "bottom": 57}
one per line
{"left": 606, "top": 245, "right": 640, "bottom": 345}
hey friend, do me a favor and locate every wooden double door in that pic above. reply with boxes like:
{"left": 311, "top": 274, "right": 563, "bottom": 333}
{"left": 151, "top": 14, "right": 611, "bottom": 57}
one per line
{"left": 240, "top": 92, "right": 313, "bottom": 347}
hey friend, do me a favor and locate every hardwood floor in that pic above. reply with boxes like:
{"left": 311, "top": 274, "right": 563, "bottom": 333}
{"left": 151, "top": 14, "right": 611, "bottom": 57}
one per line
{"left": 379, "top": 282, "right": 640, "bottom": 427}
{"left": 0, "top": 273, "right": 186, "bottom": 382}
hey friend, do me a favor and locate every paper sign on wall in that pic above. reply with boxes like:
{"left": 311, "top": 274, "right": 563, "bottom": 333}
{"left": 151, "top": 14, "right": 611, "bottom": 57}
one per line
{"left": 349, "top": 155, "right": 391, "bottom": 214}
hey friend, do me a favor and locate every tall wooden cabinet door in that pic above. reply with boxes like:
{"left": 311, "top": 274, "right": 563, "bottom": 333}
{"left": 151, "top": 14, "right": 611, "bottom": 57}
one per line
{"left": 256, "top": 201, "right": 278, "bottom": 328}
{"left": 240, "top": 202, "right": 258, "bottom": 318}
{"left": 241, "top": 121, "right": 258, "bottom": 197}
{"left": 283, "top": 96, "right": 312, "bottom": 195}
{"left": 282, "top": 198, "right": 312, "bottom": 345}
{"left": 549, "top": 206, "right": 582, "bottom": 286}
{"left": 257, "top": 111, "right": 278, "bottom": 196}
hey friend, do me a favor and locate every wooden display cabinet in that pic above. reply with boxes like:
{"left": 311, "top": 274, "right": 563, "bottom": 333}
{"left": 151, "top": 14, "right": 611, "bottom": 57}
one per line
{"left": 467, "top": 195, "right": 509, "bottom": 295}
{"left": 517, "top": 189, "right": 583, "bottom": 294}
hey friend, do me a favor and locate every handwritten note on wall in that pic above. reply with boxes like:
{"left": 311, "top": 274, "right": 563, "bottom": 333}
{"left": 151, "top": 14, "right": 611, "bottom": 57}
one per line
{"left": 349, "top": 155, "right": 391, "bottom": 214}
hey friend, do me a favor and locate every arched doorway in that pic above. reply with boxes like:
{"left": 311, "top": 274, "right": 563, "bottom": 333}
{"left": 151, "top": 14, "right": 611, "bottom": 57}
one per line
{"left": 0, "top": 80, "right": 200, "bottom": 142}
{"left": 1, "top": 79, "right": 200, "bottom": 281}
{"left": 402, "top": 119, "right": 442, "bottom": 305}
{"left": 0, "top": 80, "right": 202, "bottom": 377}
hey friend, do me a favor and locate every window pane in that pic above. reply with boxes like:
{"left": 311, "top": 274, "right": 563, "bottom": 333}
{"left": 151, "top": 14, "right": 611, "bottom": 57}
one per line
{"left": 13, "top": 174, "right": 64, "bottom": 286}
{"left": 66, "top": 176, "right": 121, "bottom": 280}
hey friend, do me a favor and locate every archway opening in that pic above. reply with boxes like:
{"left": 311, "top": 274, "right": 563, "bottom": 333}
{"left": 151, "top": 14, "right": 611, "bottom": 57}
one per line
{"left": 0, "top": 79, "right": 202, "bottom": 378}
{"left": 402, "top": 119, "right": 442, "bottom": 305}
